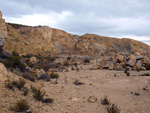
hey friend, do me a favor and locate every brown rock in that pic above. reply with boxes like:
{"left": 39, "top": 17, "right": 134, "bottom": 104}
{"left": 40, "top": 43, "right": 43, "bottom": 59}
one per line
{"left": 28, "top": 56, "right": 38, "bottom": 64}
{"left": 30, "top": 69, "right": 45, "bottom": 76}
{"left": 141, "top": 67, "right": 146, "bottom": 71}
{"left": 127, "top": 60, "right": 136, "bottom": 67}
{"left": 129, "top": 54, "right": 136, "bottom": 61}
{"left": 136, "top": 61, "right": 142, "bottom": 70}
{"left": 116, "top": 55, "right": 124, "bottom": 62}
{"left": 109, "top": 63, "right": 114, "bottom": 70}
{"left": 88, "top": 96, "right": 97, "bottom": 103}
{"left": 143, "top": 56, "right": 150, "bottom": 64}
{"left": 0, "top": 63, "right": 8, "bottom": 82}
{"left": 89, "top": 65, "right": 100, "bottom": 70}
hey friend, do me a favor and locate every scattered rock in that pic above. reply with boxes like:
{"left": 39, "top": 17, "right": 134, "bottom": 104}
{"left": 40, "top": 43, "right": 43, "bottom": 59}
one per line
{"left": 28, "top": 56, "right": 38, "bottom": 64}
{"left": 88, "top": 96, "right": 97, "bottom": 103}
{"left": 116, "top": 55, "right": 124, "bottom": 63}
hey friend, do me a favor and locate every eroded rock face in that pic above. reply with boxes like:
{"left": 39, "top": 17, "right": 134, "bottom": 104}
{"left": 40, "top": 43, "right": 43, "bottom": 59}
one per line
{"left": 0, "top": 11, "right": 7, "bottom": 47}
{"left": 0, "top": 10, "right": 148, "bottom": 56}
{"left": 0, "top": 63, "right": 8, "bottom": 82}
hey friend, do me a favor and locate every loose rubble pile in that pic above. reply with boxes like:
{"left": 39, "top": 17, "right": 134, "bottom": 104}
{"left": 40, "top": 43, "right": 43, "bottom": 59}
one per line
{"left": 98, "top": 52, "right": 150, "bottom": 71}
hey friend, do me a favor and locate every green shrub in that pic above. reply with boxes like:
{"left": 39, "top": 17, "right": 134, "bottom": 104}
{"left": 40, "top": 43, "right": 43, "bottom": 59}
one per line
{"left": 101, "top": 96, "right": 110, "bottom": 105}
{"left": 10, "top": 99, "right": 29, "bottom": 112}
{"left": 83, "top": 58, "right": 90, "bottom": 63}
{"left": 32, "top": 88, "right": 45, "bottom": 101}
{"left": 5, "top": 81, "right": 14, "bottom": 90}
{"left": 64, "top": 61, "right": 69, "bottom": 66}
{"left": 106, "top": 104, "right": 121, "bottom": 113}
{"left": 49, "top": 57, "right": 56, "bottom": 62}
{"left": 126, "top": 72, "right": 130, "bottom": 76}
{"left": 145, "top": 64, "right": 150, "bottom": 70}
{"left": 22, "top": 87, "right": 29, "bottom": 96}
{"left": 50, "top": 72, "right": 59, "bottom": 79}
{"left": 13, "top": 79, "right": 26, "bottom": 90}
{"left": 12, "top": 51, "right": 19, "bottom": 56}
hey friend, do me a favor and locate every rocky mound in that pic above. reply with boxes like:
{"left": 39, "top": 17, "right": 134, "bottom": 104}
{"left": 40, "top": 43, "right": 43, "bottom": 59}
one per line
{"left": 0, "top": 10, "right": 149, "bottom": 57}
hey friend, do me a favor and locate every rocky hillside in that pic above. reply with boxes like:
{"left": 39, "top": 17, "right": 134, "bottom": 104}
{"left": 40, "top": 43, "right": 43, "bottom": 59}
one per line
{"left": 0, "top": 11, "right": 7, "bottom": 47}
{"left": 0, "top": 10, "right": 150, "bottom": 56}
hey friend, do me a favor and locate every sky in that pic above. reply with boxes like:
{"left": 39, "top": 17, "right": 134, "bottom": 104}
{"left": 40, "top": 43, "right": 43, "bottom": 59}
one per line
{"left": 0, "top": 0, "right": 150, "bottom": 45}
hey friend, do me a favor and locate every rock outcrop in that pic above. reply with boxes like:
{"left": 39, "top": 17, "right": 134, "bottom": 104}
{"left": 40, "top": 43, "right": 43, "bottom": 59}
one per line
{"left": 0, "top": 63, "right": 8, "bottom": 82}
{"left": 0, "top": 10, "right": 149, "bottom": 56}
{"left": 0, "top": 11, "right": 7, "bottom": 47}
{"left": 4, "top": 23, "right": 150, "bottom": 56}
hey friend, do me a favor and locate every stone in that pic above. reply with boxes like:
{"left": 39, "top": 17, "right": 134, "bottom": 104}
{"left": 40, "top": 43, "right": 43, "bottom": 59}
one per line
{"left": 89, "top": 65, "right": 100, "bottom": 70}
{"left": 28, "top": 56, "right": 38, "bottom": 64}
{"left": 127, "top": 60, "right": 136, "bottom": 67}
{"left": 48, "top": 69, "right": 59, "bottom": 72}
{"left": 136, "top": 61, "right": 142, "bottom": 70}
{"left": 136, "top": 55, "right": 143, "bottom": 60}
{"left": 30, "top": 69, "right": 45, "bottom": 76}
{"left": 141, "top": 67, "right": 146, "bottom": 71}
{"left": 88, "top": 96, "right": 97, "bottom": 103}
{"left": 129, "top": 54, "right": 136, "bottom": 61}
{"left": 0, "top": 63, "right": 8, "bottom": 82}
{"left": 143, "top": 56, "right": 150, "bottom": 64}
{"left": 109, "top": 63, "right": 114, "bottom": 70}
{"left": 116, "top": 55, "right": 124, "bottom": 62}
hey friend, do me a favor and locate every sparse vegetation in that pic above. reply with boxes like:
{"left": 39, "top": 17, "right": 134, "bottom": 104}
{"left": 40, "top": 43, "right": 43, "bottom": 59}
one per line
{"left": 13, "top": 79, "right": 26, "bottom": 90}
{"left": 5, "top": 81, "right": 14, "bottom": 90}
{"left": 83, "top": 58, "right": 90, "bottom": 63}
{"left": 126, "top": 72, "right": 130, "bottom": 76}
{"left": 10, "top": 99, "right": 29, "bottom": 112}
{"left": 101, "top": 96, "right": 110, "bottom": 105}
{"left": 32, "top": 87, "right": 45, "bottom": 101}
{"left": 22, "top": 87, "right": 29, "bottom": 96}
{"left": 106, "top": 104, "right": 121, "bottom": 113}
{"left": 64, "top": 61, "right": 69, "bottom": 66}
{"left": 50, "top": 72, "right": 59, "bottom": 79}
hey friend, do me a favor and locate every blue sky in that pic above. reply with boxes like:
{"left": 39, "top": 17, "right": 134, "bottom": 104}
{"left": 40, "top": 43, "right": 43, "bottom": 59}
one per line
{"left": 0, "top": 0, "right": 150, "bottom": 45}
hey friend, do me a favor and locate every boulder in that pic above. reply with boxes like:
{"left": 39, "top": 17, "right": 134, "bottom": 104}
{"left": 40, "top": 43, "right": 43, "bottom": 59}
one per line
{"left": 109, "top": 63, "right": 114, "bottom": 70}
{"left": 116, "top": 55, "right": 124, "bottom": 63}
{"left": 28, "top": 56, "right": 38, "bottom": 64}
{"left": 30, "top": 69, "right": 45, "bottom": 76}
{"left": 0, "top": 63, "right": 8, "bottom": 82}
{"left": 129, "top": 54, "right": 136, "bottom": 61}
{"left": 136, "top": 55, "right": 144, "bottom": 60}
{"left": 143, "top": 56, "right": 150, "bottom": 64}
{"left": 127, "top": 60, "right": 136, "bottom": 67}
{"left": 136, "top": 61, "right": 142, "bottom": 70}
{"left": 141, "top": 67, "right": 146, "bottom": 71}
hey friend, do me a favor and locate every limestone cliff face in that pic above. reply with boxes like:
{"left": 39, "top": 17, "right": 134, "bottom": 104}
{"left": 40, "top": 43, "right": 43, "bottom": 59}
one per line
{"left": 0, "top": 11, "right": 7, "bottom": 46}
{"left": 4, "top": 23, "right": 150, "bottom": 56}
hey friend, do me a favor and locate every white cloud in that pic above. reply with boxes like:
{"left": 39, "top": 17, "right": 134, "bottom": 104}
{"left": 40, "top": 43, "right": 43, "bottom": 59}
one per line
{"left": 4, "top": 11, "right": 73, "bottom": 27}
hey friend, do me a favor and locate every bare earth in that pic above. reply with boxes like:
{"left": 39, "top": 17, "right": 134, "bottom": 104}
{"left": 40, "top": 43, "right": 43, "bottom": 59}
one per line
{"left": 0, "top": 69, "right": 150, "bottom": 113}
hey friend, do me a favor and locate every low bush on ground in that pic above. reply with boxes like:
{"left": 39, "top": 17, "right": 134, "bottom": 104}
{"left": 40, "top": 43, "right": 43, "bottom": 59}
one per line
{"left": 106, "top": 104, "right": 121, "bottom": 113}
{"left": 101, "top": 96, "right": 110, "bottom": 105}
{"left": 12, "top": 79, "right": 26, "bottom": 90}
{"left": 50, "top": 72, "right": 59, "bottom": 79}
{"left": 32, "top": 87, "right": 45, "bottom": 101}
{"left": 83, "top": 58, "right": 90, "bottom": 63}
{"left": 10, "top": 99, "right": 29, "bottom": 112}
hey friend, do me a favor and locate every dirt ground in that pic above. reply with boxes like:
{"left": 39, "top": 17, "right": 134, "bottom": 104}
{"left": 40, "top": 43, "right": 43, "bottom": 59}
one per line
{"left": 0, "top": 68, "right": 150, "bottom": 113}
